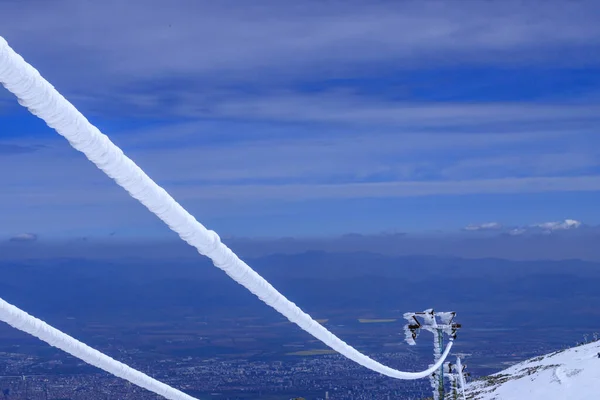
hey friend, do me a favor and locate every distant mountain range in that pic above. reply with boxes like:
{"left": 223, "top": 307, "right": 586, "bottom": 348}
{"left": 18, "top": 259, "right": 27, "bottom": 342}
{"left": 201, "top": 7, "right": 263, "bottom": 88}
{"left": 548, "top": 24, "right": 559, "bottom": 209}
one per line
{"left": 1, "top": 252, "right": 599, "bottom": 328}
{"left": 243, "top": 223, "right": 600, "bottom": 261}
{"left": 5, "top": 219, "right": 600, "bottom": 262}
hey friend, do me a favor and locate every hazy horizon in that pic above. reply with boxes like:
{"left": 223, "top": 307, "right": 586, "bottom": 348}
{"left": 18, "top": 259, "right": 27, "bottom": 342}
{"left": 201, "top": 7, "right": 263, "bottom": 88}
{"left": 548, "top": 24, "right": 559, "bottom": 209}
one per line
{"left": 3, "top": 227, "right": 600, "bottom": 261}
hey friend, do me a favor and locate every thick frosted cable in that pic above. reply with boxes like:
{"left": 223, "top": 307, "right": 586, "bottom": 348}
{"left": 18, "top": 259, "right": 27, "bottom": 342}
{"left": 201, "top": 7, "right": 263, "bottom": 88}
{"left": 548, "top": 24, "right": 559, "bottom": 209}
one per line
{"left": 0, "top": 36, "right": 452, "bottom": 380}
{"left": 456, "top": 357, "right": 467, "bottom": 400}
{"left": 0, "top": 297, "right": 197, "bottom": 400}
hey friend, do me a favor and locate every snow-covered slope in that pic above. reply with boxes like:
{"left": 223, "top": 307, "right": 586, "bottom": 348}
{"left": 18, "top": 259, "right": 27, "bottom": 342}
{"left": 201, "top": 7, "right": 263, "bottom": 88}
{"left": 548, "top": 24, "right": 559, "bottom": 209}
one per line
{"left": 465, "top": 340, "right": 600, "bottom": 399}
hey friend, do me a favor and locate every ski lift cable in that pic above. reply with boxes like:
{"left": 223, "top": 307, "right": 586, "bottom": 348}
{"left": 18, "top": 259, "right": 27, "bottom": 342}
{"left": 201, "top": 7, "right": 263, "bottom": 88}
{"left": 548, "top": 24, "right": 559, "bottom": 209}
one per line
{"left": 0, "top": 297, "right": 198, "bottom": 400}
{"left": 0, "top": 36, "right": 452, "bottom": 380}
{"left": 455, "top": 357, "right": 467, "bottom": 400}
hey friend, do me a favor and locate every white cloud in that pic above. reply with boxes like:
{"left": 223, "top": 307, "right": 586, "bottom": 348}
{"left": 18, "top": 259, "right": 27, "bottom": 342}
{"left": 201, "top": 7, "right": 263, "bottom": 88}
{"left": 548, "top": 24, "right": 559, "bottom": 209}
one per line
{"left": 464, "top": 219, "right": 585, "bottom": 235}
{"left": 9, "top": 233, "right": 38, "bottom": 242}
{"left": 509, "top": 228, "right": 527, "bottom": 236}
{"left": 441, "top": 153, "right": 600, "bottom": 180}
{"left": 1, "top": 0, "right": 600, "bottom": 113}
{"left": 177, "top": 95, "right": 600, "bottom": 126}
{"left": 1, "top": 0, "right": 599, "bottom": 237}
{"left": 532, "top": 219, "right": 582, "bottom": 232}
{"left": 7, "top": 176, "right": 600, "bottom": 207}
{"left": 464, "top": 222, "right": 503, "bottom": 231}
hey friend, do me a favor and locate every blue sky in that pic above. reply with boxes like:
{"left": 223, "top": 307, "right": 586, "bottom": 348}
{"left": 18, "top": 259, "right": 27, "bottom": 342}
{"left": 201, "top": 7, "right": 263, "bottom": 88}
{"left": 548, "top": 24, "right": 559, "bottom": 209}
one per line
{"left": 1, "top": 0, "right": 600, "bottom": 240}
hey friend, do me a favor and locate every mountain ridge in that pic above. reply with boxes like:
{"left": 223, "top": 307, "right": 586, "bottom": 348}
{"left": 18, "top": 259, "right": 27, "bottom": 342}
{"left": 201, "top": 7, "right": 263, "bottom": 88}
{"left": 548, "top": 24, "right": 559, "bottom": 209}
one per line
{"left": 465, "top": 339, "right": 600, "bottom": 399}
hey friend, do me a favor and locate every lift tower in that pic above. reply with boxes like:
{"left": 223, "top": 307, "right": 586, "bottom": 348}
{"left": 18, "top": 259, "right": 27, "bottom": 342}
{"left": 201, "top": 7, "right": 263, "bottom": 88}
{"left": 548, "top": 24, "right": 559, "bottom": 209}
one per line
{"left": 403, "top": 309, "right": 462, "bottom": 400}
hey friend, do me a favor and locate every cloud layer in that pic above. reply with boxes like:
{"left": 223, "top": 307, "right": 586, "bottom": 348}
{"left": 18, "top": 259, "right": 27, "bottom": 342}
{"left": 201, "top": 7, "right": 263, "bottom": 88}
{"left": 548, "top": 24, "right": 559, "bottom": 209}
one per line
{"left": 1, "top": 1, "right": 600, "bottom": 237}
{"left": 1, "top": 0, "right": 600, "bottom": 116}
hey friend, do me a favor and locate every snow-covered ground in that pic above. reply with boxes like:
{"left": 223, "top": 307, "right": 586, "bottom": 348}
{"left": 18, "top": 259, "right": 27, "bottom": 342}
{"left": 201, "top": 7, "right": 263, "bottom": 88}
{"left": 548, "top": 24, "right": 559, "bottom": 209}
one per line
{"left": 465, "top": 340, "right": 600, "bottom": 399}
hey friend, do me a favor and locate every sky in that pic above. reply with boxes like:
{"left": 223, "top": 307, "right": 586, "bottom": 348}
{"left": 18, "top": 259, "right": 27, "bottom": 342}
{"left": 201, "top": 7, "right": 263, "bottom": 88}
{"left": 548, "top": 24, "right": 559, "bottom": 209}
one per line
{"left": 1, "top": 0, "right": 600, "bottom": 241}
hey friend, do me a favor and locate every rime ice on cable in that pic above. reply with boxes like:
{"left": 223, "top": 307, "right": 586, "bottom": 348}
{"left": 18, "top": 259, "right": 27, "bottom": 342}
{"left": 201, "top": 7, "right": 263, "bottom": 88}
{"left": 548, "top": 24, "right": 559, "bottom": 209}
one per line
{"left": 0, "top": 297, "right": 198, "bottom": 400}
{"left": 444, "top": 356, "right": 468, "bottom": 400}
{"left": 0, "top": 35, "right": 453, "bottom": 384}
{"left": 455, "top": 357, "right": 468, "bottom": 399}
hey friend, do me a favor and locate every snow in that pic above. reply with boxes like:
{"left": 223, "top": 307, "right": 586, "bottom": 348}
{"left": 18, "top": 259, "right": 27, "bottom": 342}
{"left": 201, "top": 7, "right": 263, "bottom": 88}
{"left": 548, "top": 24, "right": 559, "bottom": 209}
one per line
{"left": 465, "top": 340, "right": 600, "bottom": 399}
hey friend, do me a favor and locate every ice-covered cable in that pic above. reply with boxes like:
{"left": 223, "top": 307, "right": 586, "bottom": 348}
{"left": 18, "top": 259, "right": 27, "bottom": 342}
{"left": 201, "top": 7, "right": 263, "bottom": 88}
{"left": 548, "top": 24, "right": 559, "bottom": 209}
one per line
{"left": 0, "top": 36, "right": 452, "bottom": 380}
{"left": 0, "top": 297, "right": 197, "bottom": 400}
{"left": 456, "top": 357, "right": 467, "bottom": 400}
